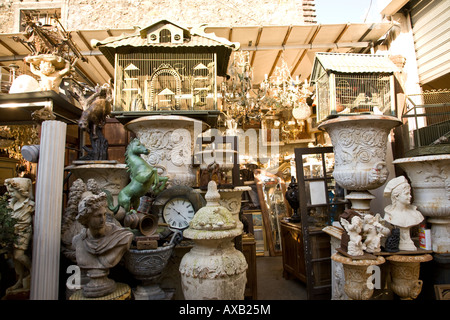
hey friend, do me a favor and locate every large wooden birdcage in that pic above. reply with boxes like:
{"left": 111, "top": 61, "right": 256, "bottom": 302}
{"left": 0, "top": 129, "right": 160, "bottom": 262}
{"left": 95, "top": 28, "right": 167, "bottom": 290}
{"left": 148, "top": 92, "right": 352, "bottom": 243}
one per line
{"left": 310, "top": 52, "right": 399, "bottom": 123}
{"left": 92, "top": 19, "right": 238, "bottom": 125}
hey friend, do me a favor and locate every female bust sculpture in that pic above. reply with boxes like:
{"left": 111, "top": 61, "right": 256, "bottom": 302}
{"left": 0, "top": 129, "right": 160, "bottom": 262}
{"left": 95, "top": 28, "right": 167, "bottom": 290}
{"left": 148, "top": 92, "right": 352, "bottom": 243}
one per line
{"left": 384, "top": 176, "right": 424, "bottom": 251}
{"left": 4, "top": 177, "right": 34, "bottom": 294}
{"left": 73, "top": 192, "right": 133, "bottom": 298}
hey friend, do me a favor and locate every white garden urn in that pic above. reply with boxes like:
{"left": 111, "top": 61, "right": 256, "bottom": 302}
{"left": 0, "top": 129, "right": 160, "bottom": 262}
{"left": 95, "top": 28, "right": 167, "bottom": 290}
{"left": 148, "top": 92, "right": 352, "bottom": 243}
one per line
{"left": 179, "top": 181, "right": 248, "bottom": 300}
{"left": 125, "top": 115, "right": 208, "bottom": 187}
{"left": 393, "top": 154, "right": 450, "bottom": 253}
{"left": 318, "top": 115, "right": 401, "bottom": 214}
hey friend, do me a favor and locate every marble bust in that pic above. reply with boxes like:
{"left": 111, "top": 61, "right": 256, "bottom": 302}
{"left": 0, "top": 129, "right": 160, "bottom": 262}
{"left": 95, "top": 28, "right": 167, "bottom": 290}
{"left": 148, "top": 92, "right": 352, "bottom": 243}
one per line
{"left": 73, "top": 192, "right": 133, "bottom": 297}
{"left": 4, "top": 177, "right": 34, "bottom": 295}
{"left": 384, "top": 176, "right": 424, "bottom": 251}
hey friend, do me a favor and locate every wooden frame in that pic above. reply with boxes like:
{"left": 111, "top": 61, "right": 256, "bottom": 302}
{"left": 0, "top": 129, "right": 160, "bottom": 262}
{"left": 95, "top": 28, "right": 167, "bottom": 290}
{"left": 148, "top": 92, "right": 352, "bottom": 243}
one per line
{"left": 254, "top": 169, "right": 288, "bottom": 256}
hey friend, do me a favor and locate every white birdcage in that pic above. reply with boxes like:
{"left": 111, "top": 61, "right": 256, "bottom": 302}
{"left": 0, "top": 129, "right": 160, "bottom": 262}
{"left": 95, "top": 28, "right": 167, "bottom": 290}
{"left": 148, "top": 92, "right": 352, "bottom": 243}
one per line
{"left": 310, "top": 52, "right": 399, "bottom": 123}
{"left": 92, "top": 19, "right": 239, "bottom": 124}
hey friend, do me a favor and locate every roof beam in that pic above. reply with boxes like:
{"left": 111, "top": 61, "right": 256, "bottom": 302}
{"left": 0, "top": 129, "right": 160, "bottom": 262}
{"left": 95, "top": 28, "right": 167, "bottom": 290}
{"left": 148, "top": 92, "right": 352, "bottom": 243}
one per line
{"left": 268, "top": 26, "right": 293, "bottom": 78}
{"left": 249, "top": 27, "right": 262, "bottom": 67}
{"left": 290, "top": 25, "right": 321, "bottom": 77}
{"left": 326, "top": 23, "right": 349, "bottom": 52}
{"left": 76, "top": 31, "right": 112, "bottom": 81}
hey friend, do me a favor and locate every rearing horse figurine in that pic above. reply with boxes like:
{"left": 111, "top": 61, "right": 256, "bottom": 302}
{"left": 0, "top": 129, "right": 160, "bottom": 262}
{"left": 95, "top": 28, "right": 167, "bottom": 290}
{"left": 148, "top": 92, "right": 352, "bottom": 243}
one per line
{"left": 106, "top": 138, "right": 168, "bottom": 217}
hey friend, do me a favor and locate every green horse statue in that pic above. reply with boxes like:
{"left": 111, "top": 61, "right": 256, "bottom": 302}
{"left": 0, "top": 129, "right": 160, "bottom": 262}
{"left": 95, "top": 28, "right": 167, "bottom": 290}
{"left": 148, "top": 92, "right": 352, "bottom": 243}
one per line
{"left": 106, "top": 138, "right": 168, "bottom": 217}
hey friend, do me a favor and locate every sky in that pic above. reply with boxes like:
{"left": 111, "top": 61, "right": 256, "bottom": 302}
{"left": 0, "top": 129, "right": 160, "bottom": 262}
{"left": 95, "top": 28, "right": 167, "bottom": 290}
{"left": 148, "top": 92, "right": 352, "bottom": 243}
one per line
{"left": 314, "top": 0, "right": 391, "bottom": 24}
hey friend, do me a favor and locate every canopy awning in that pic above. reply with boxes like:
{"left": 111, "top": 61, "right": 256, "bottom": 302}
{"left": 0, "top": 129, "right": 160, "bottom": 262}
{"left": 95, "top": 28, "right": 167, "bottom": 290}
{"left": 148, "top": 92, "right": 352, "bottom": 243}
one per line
{"left": 0, "top": 22, "right": 395, "bottom": 89}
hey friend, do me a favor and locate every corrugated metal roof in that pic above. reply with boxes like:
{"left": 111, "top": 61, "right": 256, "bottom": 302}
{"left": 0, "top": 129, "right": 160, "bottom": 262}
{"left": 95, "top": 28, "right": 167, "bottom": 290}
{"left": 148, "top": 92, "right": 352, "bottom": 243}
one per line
{"left": 310, "top": 52, "right": 399, "bottom": 82}
{"left": 91, "top": 31, "right": 238, "bottom": 49}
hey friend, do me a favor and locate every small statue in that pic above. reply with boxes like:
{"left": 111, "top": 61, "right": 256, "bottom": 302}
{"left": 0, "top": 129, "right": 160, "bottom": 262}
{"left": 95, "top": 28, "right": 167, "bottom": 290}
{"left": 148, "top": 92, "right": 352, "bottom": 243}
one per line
{"left": 285, "top": 176, "right": 300, "bottom": 222}
{"left": 72, "top": 192, "right": 133, "bottom": 298}
{"left": 340, "top": 213, "right": 365, "bottom": 256}
{"left": 362, "top": 213, "right": 390, "bottom": 253}
{"left": 384, "top": 176, "right": 424, "bottom": 251}
{"left": 4, "top": 178, "right": 34, "bottom": 295}
{"left": 384, "top": 227, "right": 400, "bottom": 252}
{"left": 72, "top": 84, "right": 112, "bottom": 160}
{"left": 25, "top": 56, "right": 73, "bottom": 92}
{"left": 106, "top": 138, "right": 169, "bottom": 221}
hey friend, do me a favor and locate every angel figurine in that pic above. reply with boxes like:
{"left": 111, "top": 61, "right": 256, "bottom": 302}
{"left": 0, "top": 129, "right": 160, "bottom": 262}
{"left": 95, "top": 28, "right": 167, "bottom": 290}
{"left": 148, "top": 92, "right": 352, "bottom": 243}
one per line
{"left": 340, "top": 215, "right": 365, "bottom": 256}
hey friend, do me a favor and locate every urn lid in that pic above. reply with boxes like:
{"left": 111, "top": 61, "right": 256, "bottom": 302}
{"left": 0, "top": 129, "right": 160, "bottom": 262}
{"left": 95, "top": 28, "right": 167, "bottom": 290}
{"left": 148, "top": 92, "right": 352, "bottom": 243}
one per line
{"left": 183, "top": 181, "right": 241, "bottom": 239}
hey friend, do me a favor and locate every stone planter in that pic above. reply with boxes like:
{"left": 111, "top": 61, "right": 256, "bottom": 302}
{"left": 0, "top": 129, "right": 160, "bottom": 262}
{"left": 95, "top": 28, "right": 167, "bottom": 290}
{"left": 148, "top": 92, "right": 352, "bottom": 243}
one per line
{"left": 331, "top": 253, "right": 385, "bottom": 300}
{"left": 393, "top": 155, "right": 450, "bottom": 253}
{"left": 387, "top": 254, "right": 432, "bottom": 300}
{"left": 125, "top": 115, "right": 208, "bottom": 187}
{"left": 65, "top": 161, "right": 129, "bottom": 220}
{"left": 319, "top": 115, "right": 401, "bottom": 214}
{"left": 179, "top": 181, "right": 247, "bottom": 300}
{"left": 123, "top": 244, "right": 175, "bottom": 300}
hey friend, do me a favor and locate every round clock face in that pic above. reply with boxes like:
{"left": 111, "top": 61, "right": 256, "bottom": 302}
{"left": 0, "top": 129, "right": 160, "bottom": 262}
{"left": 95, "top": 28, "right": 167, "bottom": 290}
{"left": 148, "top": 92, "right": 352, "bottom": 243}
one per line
{"left": 163, "top": 197, "right": 195, "bottom": 230}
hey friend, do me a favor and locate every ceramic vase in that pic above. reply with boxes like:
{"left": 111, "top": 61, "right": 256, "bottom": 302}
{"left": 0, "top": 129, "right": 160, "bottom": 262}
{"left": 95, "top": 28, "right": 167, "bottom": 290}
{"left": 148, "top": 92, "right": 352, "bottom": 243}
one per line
{"left": 393, "top": 155, "right": 450, "bottom": 253}
{"left": 123, "top": 244, "right": 174, "bottom": 300}
{"left": 318, "top": 115, "right": 401, "bottom": 214}
{"left": 125, "top": 115, "right": 208, "bottom": 187}
{"left": 179, "top": 181, "right": 247, "bottom": 300}
{"left": 387, "top": 254, "right": 432, "bottom": 300}
{"left": 331, "top": 253, "right": 385, "bottom": 300}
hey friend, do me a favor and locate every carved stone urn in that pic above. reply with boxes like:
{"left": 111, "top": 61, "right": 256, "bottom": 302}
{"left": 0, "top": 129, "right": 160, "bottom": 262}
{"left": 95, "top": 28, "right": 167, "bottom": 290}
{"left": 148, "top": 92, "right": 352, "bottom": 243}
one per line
{"left": 123, "top": 244, "right": 175, "bottom": 300}
{"left": 125, "top": 115, "right": 208, "bottom": 187}
{"left": 65, "top": 161, "right": 129, "bottom": 220}
{"left": 393, "top": 155, "right": 450, "bottom": 253}
{"left": 331, "top": 252, "right": 385, "bottom": 300}
{"left": 387, "top": 254, "right": 432, "bottom": 300}
{"left": 318, "top": 115, "right": 401, "bottom": 214}
{"left": 179, "top": 181, "right": 248, "bottom": 300}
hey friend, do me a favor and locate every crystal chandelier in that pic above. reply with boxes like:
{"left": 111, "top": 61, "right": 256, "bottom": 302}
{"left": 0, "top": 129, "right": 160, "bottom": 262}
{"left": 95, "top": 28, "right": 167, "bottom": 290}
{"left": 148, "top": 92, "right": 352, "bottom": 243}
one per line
{"left": 220, "top": 51, "right": 312, "bottom": 132}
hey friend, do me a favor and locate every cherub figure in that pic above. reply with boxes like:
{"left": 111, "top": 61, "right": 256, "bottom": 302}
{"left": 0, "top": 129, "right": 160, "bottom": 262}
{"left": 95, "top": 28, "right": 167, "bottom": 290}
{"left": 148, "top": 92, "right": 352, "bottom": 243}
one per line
{"left": 341, "top": 215, "right": 365, "bottom": 256}
{"left": 26, "top": 56, "right": 72, "bottom": 92}
{"left": 363, "top": 213, "right": 390, "bottom": 253}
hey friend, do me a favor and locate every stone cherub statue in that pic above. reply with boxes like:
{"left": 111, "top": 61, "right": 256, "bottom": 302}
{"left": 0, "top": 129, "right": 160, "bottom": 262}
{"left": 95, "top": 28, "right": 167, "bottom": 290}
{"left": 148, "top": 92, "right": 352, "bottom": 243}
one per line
{"left": 25, "top": 55, "right": 73, "bottom": 92}
{"left": 4, "top": 177, "right": 34, "bottom": 295}
{"left": 362, "top": 213, "right": 390, "bottom": 253}
{"left": 384, "top": 176, "right": 424, "bottom": 251}
{"left": 340, "top": 214, "right": 365, "bottom": 256}
{"left": 72, "top": 192, "right": 133, "bottom": 298}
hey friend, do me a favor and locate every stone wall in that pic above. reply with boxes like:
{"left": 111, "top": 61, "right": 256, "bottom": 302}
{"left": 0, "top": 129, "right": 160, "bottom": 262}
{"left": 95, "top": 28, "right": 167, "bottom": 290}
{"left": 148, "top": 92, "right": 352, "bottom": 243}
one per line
{"left": 0, "top": 0, "right": 312, "bottom": 33}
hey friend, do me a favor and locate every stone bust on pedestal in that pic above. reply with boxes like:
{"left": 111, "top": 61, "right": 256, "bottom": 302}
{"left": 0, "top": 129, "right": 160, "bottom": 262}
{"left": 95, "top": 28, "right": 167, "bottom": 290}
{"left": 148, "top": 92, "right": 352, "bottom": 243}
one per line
{"left": 73, "top": 192, "right": 133, "bottom": 298}
{"left": 384, "top": 176, "right": 424, "bottom": 251}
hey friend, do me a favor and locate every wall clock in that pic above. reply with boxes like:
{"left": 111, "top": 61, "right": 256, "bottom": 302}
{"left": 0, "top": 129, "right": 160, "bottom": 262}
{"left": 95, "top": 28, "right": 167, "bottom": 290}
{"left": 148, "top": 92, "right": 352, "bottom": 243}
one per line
{"left": 152, "top": 185, "right": 206, "bottom": 231}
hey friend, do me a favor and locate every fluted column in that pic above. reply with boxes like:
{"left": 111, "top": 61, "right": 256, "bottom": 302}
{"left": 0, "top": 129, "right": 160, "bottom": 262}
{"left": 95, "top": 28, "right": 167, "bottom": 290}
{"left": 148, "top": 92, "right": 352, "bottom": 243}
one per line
{"left": 30, "top": 120, "right": 67, "bottom": 300}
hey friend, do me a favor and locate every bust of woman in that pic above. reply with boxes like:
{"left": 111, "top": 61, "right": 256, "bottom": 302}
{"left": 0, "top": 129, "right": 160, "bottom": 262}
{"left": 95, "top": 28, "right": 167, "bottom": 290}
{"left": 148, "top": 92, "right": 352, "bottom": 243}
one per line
{"left": 384, "top": 176, "right": 424, "bottom": 251}
{"left": 73, "top": 192, "right": 133, "bottom": 298}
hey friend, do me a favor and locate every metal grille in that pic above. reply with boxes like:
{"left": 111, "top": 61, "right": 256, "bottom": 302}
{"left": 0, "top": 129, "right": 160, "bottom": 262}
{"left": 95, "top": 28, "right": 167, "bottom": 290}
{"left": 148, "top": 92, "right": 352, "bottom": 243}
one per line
{"left": 402, "top": 89, "right": 450, "bottom": 151}
{"left": 334, "top": 73, "right": 392, "bottom": 114}
{"left": 316, "top": 72, "right": 393, "bottom": 122}
{"left": 114, "top": 52, "right": 217, "bottom": 112}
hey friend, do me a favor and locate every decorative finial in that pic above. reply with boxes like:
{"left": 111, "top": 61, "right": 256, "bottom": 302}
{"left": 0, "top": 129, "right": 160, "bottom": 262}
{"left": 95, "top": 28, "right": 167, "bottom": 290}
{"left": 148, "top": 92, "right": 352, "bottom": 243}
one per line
{"left": 205, "top": 180, "right": 220, "bottom": 207}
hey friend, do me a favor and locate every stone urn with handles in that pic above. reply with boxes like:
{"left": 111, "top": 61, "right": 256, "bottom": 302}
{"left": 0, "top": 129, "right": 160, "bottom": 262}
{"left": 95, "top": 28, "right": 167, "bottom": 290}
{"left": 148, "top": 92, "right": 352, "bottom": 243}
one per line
{"left": 318, "top": 115, "right": 401, "bottom": 214}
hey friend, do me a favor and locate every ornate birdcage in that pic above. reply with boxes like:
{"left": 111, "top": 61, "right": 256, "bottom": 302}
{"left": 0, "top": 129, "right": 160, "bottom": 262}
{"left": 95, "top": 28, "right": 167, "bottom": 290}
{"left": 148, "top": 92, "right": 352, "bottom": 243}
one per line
{"left": 92, "top": 20, "right": 239, "bottom": 125}
{"left": 310, "top": 52, "right": 399, "bottom": 123}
